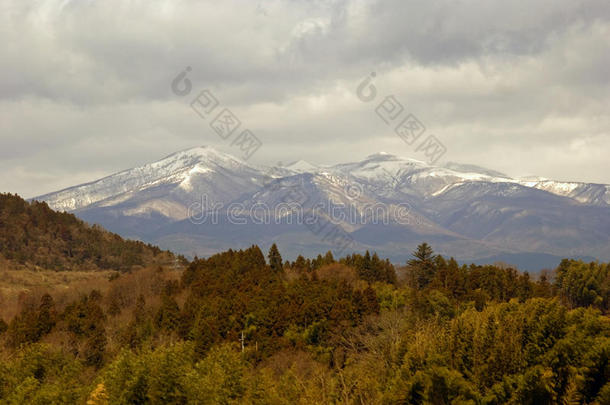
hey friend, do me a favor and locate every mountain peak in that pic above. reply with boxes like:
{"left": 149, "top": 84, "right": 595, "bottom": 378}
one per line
{"left": 285, "top": 159, "right": 319, "bottom": 172}
{"left": 35, "top": 147, "right": 610, "bottom": 218}
{"left": 34, "top": 145, "right": 261, "bottom": 212}
{"left": 31, "top": 146, "right": 610, "bottom": 263}
{"left": 160, "top": 145, "right": 243, "bottom": 164}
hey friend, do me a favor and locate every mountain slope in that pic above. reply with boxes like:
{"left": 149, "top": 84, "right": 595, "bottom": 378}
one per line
{"left": 518, "top": 178, "right": 610, "bottom": 206}
{"left": 37, "top": 146, "right": 270, "bottom": 213}
{"left": 34, "top": 147, "right": 610, "bottom": 264}
{"left": 0, "top": 193, "right": 175, "bottom": 271}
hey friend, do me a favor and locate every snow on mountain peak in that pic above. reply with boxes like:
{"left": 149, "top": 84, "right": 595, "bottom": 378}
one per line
{"left": 34, "top": 148, "right": 610, "bottom": 215}
{"left": 156, "top": 146, "right": 248, "bottom": 168}
{"left": 35, "top": 145, "right": 259, "bottom": 212}
{"left": 30, "top": 148, "right": 610, "bottom": 263}
{"left": 285, "top": 159, "right": 319, "bottom": 173}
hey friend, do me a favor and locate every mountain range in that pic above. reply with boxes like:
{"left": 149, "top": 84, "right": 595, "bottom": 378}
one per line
{"left": 34, "top": 146, "right": 610, "bottom": 270}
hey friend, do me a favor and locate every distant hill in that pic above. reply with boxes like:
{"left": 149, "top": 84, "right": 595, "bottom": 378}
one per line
{"left": 469, "top": 252, "right": 597, "bottom": 273}
{"left": 0, "top": 193, "right": 175, "bottom": 271}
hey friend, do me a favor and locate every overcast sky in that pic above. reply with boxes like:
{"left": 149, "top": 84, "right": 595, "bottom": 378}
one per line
{"left": 1, "top": 0, "right": 609, "bottom": 198}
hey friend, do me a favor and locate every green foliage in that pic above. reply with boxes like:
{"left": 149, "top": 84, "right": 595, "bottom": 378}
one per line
{"left": 155, "top": 295, "right": 181, "bottom": 332}
{"left": 1, "top": 240, "right": 609, "bottom": 404}
{"left": 0, "top": 344, "right": 87, "bottom": 404}
{"left": 340, "top": 250, "right": 397, "bottom": 284}
{"left": 399, "top": 366, "right": 480, "bottom": 404}
{"left": 7, "top": 293, "right": 58, "bottom": 346}
{"left": 407, "top": 242, "right": 437, "bottom": 289}
{"left": 100, "top": 343, "right": 246, "bottom": 404}
{"left": 63, "top": 292, "right": 108, "bottom": 367}
{"left": 0, "top": 193, "right": 172, "bottom": 271}
{"left": 84, "top": 329, "right": 108, "bottom": 369}
{"left": 555, "top": 259, "right": 609, "bottom": 310}
{"left": 102, "top": 349, "right": 149, "bottom": 404}
{"left": 64, "top": 293, "right": 106, "bottom": 338}
{"left": 178, "top": 246, "right": 379, "bottom": 359}
{"left": 184, "top": 344, "right": 245, "bottom": 404}
{"left": 267, "top": 243, "right": 283, "bottom": 272}
{"left": 405, "top": 247, "right": 540, "bottom": 308}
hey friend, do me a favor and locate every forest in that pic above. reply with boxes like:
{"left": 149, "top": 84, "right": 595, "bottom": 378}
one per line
{"left": 0, "top": 193, "right": 177, "bottom": 271}
{"left": 0, "top": 241, "right": 607, "bottom": 404}
{"left": 0, "top": 195, "right": 609, "bottom": 404}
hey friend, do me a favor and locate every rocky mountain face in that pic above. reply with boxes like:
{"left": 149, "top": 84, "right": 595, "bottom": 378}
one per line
{"left": 34, "top": 146, "right": 610, "bottom": 269}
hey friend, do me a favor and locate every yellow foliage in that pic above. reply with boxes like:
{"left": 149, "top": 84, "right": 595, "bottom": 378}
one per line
{"left": 87, "top": 383, "right": 109, "bottom": 405}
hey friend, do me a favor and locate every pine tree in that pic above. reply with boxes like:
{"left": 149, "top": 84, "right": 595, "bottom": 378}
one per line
{"left": 517, "top": 272, "right": 533, "bottom": 302}
{"left": 535, "top": 271, "right": 553, "bottom": 298}
{"left": 407, "top": 243, "right": 437, "bottom": 289}
{"left": 445, "top": 257, "right": 466, "bottom": 298}
{"left": 134, "top": 294, "right": 146, "bottom": 323}
{"left": 268, "top": 243, "right": 283, "bottom": 272}
{"left": 323, "top": 250, "right": 335, "bottom": 265}
{"left": 156, "top": 295, "right": 181, "bottom": 331}
{"left": 358, "top": 250, "right": 373, "bottom": 282}
{"left": 294, "top": 255, "right": 307, "bottom": 272}
{"left": 362, "top": 286, "right": 380, "bottom": 314}
{"left": 384, "top": 258, "right": 398, "bottom": 284}
{"left": 36, "top": 293, "right": 57, "bottom": 336}
{"left": 313, "top": 254, "right": 324, "bottom": 270}
{"left": 84, "top": 328, "right": 107, "bottom": 368}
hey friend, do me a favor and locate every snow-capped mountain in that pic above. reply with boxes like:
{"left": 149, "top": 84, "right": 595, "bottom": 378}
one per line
{"left": 37, "top": 147, "right": 270, "bottom": 220}
{"left": 517, "top": 178, "right": 610, "bottom": 206}
{"left": 34, "top": 146, "right": 610, "bottom": 267}
{"left": 284, "top": 160, "right": 320, "bottom": 173}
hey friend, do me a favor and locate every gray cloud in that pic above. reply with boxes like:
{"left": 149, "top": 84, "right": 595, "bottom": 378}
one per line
{"left": 1, "top": 0, "right": 609, "bottom": 198}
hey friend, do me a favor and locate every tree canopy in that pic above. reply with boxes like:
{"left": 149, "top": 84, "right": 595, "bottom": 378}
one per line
{"left": 1, "top": 240, "right": 608, "bottom": 404}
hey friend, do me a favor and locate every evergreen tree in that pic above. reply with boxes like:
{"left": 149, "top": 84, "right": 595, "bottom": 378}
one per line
{"left": 518, "top": 272, "right": 534, "bottom": 302}
{"left": 323, "top": 250, "right": 335, "bottom": 265}
{"left": 155, "top": 295, "right": 181, "bottom": 331}
{"left": 359, "top": 250, "right": 373, "bottom": 282}
{"left": 267, "top": 243, "right": 283, "bottom": 272}
{"left": 408, "top": 243, "right": 437, "bottom": 289}
{"left": 535, "top": 271, "right": 553, "bottom": 298}
{"left": 362, "top": 286, "right": 380, "bottom": 314}
{"left": 84, "top": 328, "right": 107, "bottom": 368}
{"left": 294, "top": 255, "right": 307, "bottom": 272}
{"left": 445, "top": 257, "right": 466, "bottom": 298}
{"left": 134, "top": 294, "right": 147, "bottom": 323}
{"left": 312, "top": 254, "right": 324, "bottom": 270}
{"left": 36, "top": 293, "right": 56, "bottom": 336}
{"left": 0, "top": 241, "right": 609, "bottom": 403}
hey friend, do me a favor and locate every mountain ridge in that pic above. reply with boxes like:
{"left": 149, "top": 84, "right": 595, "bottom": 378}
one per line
{"left": 32, "top": 146, "right": 610, "bottom": 266}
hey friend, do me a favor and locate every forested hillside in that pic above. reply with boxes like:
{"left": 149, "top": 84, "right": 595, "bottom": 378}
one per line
{"left": 0, "top": 193, "right": 176, "bottom": 271}
{"left": 0, "top": 239, "right": 608, "bottom": 404}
